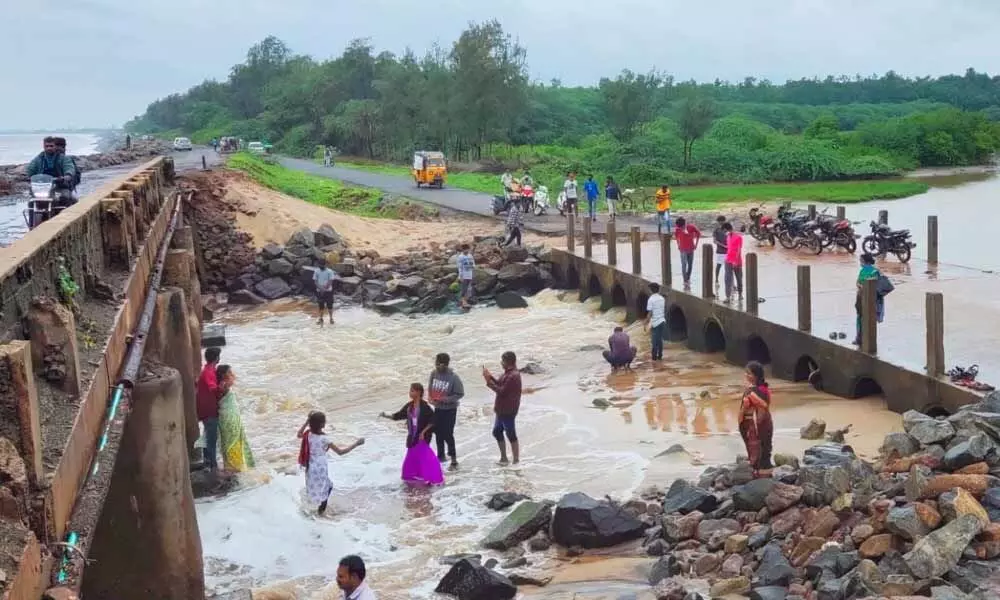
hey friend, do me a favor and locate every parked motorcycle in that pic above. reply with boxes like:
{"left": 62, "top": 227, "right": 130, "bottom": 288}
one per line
{"left": 22, "top": 174, "right": 69, "bottom": 230}
{"left": 861, "top": 221, "right": 915, "bottom": 263}
{"left": 520, "top": 183, "right": 535, "bottom": 213}
{"left": 531, "top": 185, "right": 551, "bottom": 216}
{"left": 814, "top": 211, "right": 858, "bottom": 253}
{"left": 556, "top": 190, "right": 572, "bottom": 217}
{"left": 491, "top": 194, "right": 511, "bottom": 215}
{"left": 747, "top": 204, "right": 777, "bottom": 245}
{"left": 776, "top": 210, "right": 823, "bottom": 255}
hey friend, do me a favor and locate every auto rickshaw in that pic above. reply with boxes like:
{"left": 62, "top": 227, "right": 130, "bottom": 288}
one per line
{"left": 412, "top": 151, "right": 447, "bottom": 188}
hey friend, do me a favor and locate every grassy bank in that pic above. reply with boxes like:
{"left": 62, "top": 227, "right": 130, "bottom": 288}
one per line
{"left": 336, "top": 160, "right": 930, "bottom": 210}
{"left": 229, "top": 154, "right": 434, "bottom": 219}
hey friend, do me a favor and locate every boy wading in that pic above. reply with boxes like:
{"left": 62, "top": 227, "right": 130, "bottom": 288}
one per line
{"left": 428, "top": 353, "right": 465, "bottom": 471}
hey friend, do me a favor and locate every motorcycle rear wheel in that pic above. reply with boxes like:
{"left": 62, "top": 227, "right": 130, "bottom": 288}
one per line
{"left": 894, "top": 244, "right": 912, "bottom": 263}
{"left": 778, "top": 230, "right": 797, "bottom": 249}
{"left": 533, "top": 205, "right": 543, "bottom": 216}
{"left": 861, "top": 236, "right": 882, "bottom": 255}
{"left": 840, "top": 236, "right": 857, "bottom": 253}
{"left": 803, "top": 233, "right": 823, "bottom": 255}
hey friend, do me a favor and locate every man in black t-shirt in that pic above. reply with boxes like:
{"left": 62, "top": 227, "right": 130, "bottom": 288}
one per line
{"left": 712, "top": 215, "right": 728, "bottom": 288}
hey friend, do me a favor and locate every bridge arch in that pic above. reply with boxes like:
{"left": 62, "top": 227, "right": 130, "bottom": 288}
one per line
{"left": 924, "top": 406, "right": 951, "bottom": 418}
{"left": 746, "top": 334, "right": 771, "bottom": 365}
{"left": 793, "top": 355, "right": 817, "bottom": 382}
{"left": 611, "top": 283, "right": 627, "bottom": 307}
{"left": 586, "top": 274, "right": 602, "bottom": 300}
{"left": 666, "top": 305, "right": 688, "bottom": 341}
{"left": 850, "top": 375, "right": 884, "bottom": 399}
{"left": 564, "top": 265, "right": 580, "bottom": 290}
{"left": 703, "top": 319, "right": 726, "bottom": 353}
{"left": 635, "top": 292, "right": 650, "bottom": 321}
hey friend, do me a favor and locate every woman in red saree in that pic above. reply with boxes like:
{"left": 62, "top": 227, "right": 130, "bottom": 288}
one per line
{"left": 739, "top": 361, "right": 774, "bottom": 476}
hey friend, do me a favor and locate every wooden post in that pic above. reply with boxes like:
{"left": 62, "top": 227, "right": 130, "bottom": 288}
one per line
{"left": 583, "top": 218, "right": 593, "bottom": 259}
{"left": 0, "top": 341, "right": 44, "bottom": 489}
{"left": 927, "top": 215, "right": 938, "bottom": 265}
{"left": 660, "top": 233, "right": 672, "bottom": 288}
{"left": 926, "top": 292, "right": 945, "bottom": 377}
{"left": 797, "top": 265, "right": 811, "bottom": 332}
{"left": 201, "top": 155, "right": 207, "bottom": 170}
{"left": 861, "top": 279, "right": 878, "bottom": 355}
{"left": 807, "top": 204, "right": 817, "bottom": 220}
{"left": 606, "top": 221, "right": 617, "bottom": 265}
{"left": 567, "top": 215, "right": 576, "bottom": 253}
{"left": 701, "top": 244, "right": 714, "bottom": 299}
{"left": 631, "top": 226, "right": 642, "bottom": 275}
{"left": 836, "top": 206, "right": 846, "bottom": 220}
{"left": 878, "top": 209, "right": 888, "bottom": 225}
{"left": 746, "top": 252, "right": 759, "bottom": 316}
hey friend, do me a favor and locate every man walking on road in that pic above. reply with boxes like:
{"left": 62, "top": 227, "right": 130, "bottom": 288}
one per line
{"left": 483, "top": 351, "right": 522, "bottom": 466}
{"left": 655, "top": 185, "right": 673, "bottom": 234}
{"left": 429, "top": 353, "right": 464, "bottom": 471}
{"left": 674, "top": 217, "right": 701, "bottom": 288}
{"left": 584, "top": 174, "right": 599, "bottom": 222}
{"left": 645, "top": 283, "right": 667, "bottom": 361}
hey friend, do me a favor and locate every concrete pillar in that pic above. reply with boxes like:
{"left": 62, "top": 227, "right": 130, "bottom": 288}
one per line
{"left": 630, "top": 227, "right": 642, "bottom": 275}
{"left": 583, "top": 218, "right": 592, "bottom": 259}
{"left": 82, "top": 366, "right": 205, "bottom": 600}
{"left": 797, "top": 265, "right": 811, "bottom": 332}
{"left": 878, "top": 209, "right": 888, "bottom": 225}
{"left": 0, "top": 342, "right": 43, "bottom": 490}
{"left": 861, "top": 279, "right": 878, "bottom": 355}
{"left": 566, "top": 215, "right": 576, "bottom": 253}
{"left": 660, "top": 233, "right": 672, "bottom": 288}
{"left": 807, "top": 204, "right": 816, "bottom": 220}
{"left": 163, "top": 248, "right": 202, "bottom": 389}
{"left": 701, "top": 244, "right": 714, "bottom": 299}
{"left": 606, "top": 221, "right": 617, "bottom": 265}
{"left": 927, "top": 215, "right": 939, "bottom": 265}
{"left": 836, "top": 206, "right": 846, "bottom": 220}
{"left": 170, "top": 225, "right": 203, "bottom": 325}
{"left": 926, "top": 292, "right": 945, "bottom": 377}
{"left": 746, "top": 253, "right": 759, "bottom": 316}
{"left": 111, "top": 190, "right": 138, "bottom": 257}
{"left": 101, "top": 198, "right": 132, "bottom": 267}
{"left": 145, "top": 288, "right": 200, "bottom": 458}
{"left": 26, "top": 297, "right": 81, "bottom": 395}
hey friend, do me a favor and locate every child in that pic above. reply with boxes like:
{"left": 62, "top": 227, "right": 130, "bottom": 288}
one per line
{"left": 380, "top": 383, "right": 443, "bottom": 486}
{"left": 297, "top": 411, "right": 365, "bottom": 514}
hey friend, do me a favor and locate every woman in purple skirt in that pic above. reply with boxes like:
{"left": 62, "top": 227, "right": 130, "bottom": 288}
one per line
{"left": 380, "top": 383, "right": 443, "bottom": 486}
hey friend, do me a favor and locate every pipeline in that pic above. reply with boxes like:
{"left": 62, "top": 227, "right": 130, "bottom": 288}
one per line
{"left": 49, "top": 192, "right": 187, "bottom": 593}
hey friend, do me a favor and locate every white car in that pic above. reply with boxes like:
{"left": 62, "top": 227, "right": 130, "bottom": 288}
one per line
{"left": 248, "top": 141, "right": 266, "bottom": 155}
{"left": 173, "top": 137, "right": 193, "bottom": 151}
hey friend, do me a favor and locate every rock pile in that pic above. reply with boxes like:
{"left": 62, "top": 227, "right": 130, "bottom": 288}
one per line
{"left": 436, "top": 398, "right": 1000, "bottom": 600}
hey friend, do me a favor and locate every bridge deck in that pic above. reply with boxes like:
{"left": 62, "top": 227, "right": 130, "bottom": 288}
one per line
{"left": 575, "top": 238, "right": 1000, "bottom": 385}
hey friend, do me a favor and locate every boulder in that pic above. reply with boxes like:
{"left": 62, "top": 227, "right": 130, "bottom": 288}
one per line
{"left": 946, "top": 560, "right": 1000, "bottom": 597}
{"left": 725, "top": 534, "right": 749, "bottom": 554}
{"left": 486, "top": 492, "right": 530, "bottom": 511}
{"left": 802, "top": 506, "right": 840, "bottom": 538}
{"left": 495, "top": 291, "right": 528, "bottom": 309}
{"left": 314, "top": 224, "right": 342, "bottom": 246}
{"left": 266, "top": 257, "right": 294, "bottom": 276}
{"left": 661, "top": 479, "right": 718, "bottom": 515}
{"left": 756, "top": 544, "right": 795, "bottom": 587}
{"left": 765, "top": 483, "right": 804, "bottom": 514}
{"left": 285, "top": 228, "right": 316, "bottom": 249}
{"left": 528, "top": 532, "right": 552, "bottom": 552}
{"left": 709, "top": 576, "right": 750, "bottom": 598}
{"left": 769, "top": 506, "right": 803, "bottom": 536}
{"left": 749, "top": 586, "right": 789, "bottom": 600}
{"left": 373, "top": 298, "right": 414, "bottom": 315}
{"left": 748, "top": 525, "right": 772, "bottom": 549}
{"left": 798, "top": 464, "right": 850, "bottom": 506}
{"left": 496, "top": 263, "right": 544, "bottom": 292}
{"left": 903, "top": 514, "right": 984, "bottom": 578}
{"left": 473, "top": 268, "right": 499, "bottom": 294}
{"left": 886, "top": 503, "right": 941, "bottom": 541}
{"left": 903, "top": 410, "right": 956, "bottom": 445}
{"left": 227, "top": 289, "right": 266, "bottom": 305}
{"left": 907, "top": 472, "right": 992, "bottom": 500}
{"left": 733, "top": 478, "right": 777, "bottom": 512}
{"left": 507, "top": 573, "right": 551, "bottom": 587}
{"left": 261, "top": 243, "right": 284, "bottom": 260}
{"left": 253, "top": 277, "right": 292, "bottom": 300}
{"left": 859, "top": 533, "right": 896, "bottom": 559}
{"left": 696, "top": 518, "right": 741, "bottom": 549}
{"left": 984, "top": 487, "right": 1000, "bottom": 521}
{"left": 393, "top": 275, "right": 426, "bottom": 296}
{"left": 721, "top": 553, "right": 744, "bottom": 577}
{"left": 653, "top": 577, "right": 686, "bottom": 600}
{"left": 938, "top": 487, "right": 989, "bottom": 526}
{"left": 789, "top": 536, "right": 826, "bottom": 567}
{"left": 881, "top": 432, "right": 921, "bottom": 459}
{"left": 330, "top": 262, "right": 355, "bottom": 276}
{"left": 943, "top": 434, "right": 997, "bottom": 471}
{"left": 800, "top": 418, "right": 827, "bottom": 440}
{"left": 549, "top": 492, "right": 646, "bottom": 548}
{"left": 434, "top": 558, "right": 517, "bottom": 600}
{"left": 482, "top": 501, "right": 552, "bottom": 551}
{"left": 773, "top": 453, "right": 800, "bottom": 469}
{"left": 805, "top": 546, "right": 860, "bottom": 581}
{"left": 649, "top": 555, "right": 680, "bottom": 585}
{"left": 663, "top": 510, "right": 703, "bottom": 542}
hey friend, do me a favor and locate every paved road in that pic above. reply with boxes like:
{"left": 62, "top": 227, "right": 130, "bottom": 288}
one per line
{"left": 278, "top": 157, "right": 666, "bottom": 235}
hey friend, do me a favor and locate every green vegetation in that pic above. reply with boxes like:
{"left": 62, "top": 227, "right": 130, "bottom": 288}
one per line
{"left": 228, "top": 153, "right": 431, "bottom": 219}
{"left": 128, "top": 24, "right": 1000, "bottom": 190}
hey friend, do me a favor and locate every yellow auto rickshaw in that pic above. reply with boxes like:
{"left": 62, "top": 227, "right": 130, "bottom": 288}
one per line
{"left": 412, "top": 151, "right": 447, "bottom": 188}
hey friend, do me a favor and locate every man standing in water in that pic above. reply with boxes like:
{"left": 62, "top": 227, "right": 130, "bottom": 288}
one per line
{"left": 313, "top": 258, "right": 337, "bottom": 326}
{"left": 337, "top": 555, "right": 376, "bottom": 600}
{"left": 644, "top": 282, "right": 666, "bottom": 361}
{"left": 196, "top": 347, "right": 222, "bottom": 470}
{"left": 456, "top": 244, "right": 475, "bottom": 309}
{"left": 429, "top": 353, "right": 464, "bottom": 470}
{"left": 483, "top": 351, "right": 522, "bottom": 466}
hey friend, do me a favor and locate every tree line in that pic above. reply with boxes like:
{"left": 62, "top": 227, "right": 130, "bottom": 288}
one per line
{"left": 127, "top": 22, "right": 1000, "bottom": 185}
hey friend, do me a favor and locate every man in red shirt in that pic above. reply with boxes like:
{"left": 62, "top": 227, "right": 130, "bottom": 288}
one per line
{"left": 196, "top": 347, "right": 222, "bottom": 470}
{"left": 673, "top": 217, "right": 702, "bottom": 287}
{"left": 483, "top": 351, "right": 522, "bottom": 466}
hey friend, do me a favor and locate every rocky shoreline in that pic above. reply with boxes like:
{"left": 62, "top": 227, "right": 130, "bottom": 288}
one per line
{"left": 181, "top": 174, "right": 560, "bottom": 315}
{"left": 431, "top": 397, "right": 1000, "bottom": 600}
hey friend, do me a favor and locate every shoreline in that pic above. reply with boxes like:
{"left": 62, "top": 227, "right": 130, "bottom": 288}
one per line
{"left": 0, "top": 138, "right": 171, "bottom": 191}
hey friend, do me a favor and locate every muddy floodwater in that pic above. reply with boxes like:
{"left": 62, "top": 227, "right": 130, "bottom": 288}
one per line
{"left": 198, "top": 291, "right": 901, "bottom": 599}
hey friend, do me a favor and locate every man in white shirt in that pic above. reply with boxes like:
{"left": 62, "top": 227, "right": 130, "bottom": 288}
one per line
{"left": 337, "top": 555, "right": 376, "bottom": 600}
{"left": 563, "top": 171, "right": 579, "bottom": 222}
{"left": 644, "top": 282, "right": 667, "bottom": 361}
{"left": 313, "top": 258, "right": 338, "bottom": 326}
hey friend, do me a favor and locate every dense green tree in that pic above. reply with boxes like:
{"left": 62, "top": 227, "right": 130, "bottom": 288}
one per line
{"left": 677, "top": 96, "right": 717, "bottom": 168}
{"left": 599, "top": 70, "right": 662, "bottom": 141}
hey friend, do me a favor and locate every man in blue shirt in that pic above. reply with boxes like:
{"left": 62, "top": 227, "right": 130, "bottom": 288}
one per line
{"left": 583, "top": 174, "right": 599, "bottom": 222}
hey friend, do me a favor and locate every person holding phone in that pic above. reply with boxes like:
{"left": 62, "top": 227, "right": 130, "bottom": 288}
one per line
{"left": 482, "top": 351, "right": 522, "bottom": 466}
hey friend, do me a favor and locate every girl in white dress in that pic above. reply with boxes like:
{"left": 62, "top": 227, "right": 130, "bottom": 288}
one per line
{"left": 297, "top": 411, "right": 364, "bottom": 514}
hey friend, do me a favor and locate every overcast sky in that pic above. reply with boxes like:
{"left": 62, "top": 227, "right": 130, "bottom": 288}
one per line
{"left": 4, "top": 0, "right": 1000, "bottom": 130}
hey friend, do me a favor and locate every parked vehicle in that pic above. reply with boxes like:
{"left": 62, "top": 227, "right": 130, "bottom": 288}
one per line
{"left": 775, "top": 209, "right": 823, "bottom": 255}
{"left": 248, "top": 141, "right": 266, "bottom": 155}
{"left": 172, "top": 137, "right": 192, "bottom": 151}
{"left": 814, "top": 212, "right": 858, "bottom": 253}
{"left": 491, "top": 194, "right": 512, "bottom": 215}
{"left": 531, "top": 185, "right": 551, "bottom": 216}
{"left": 747, "top": 204, "right": 777, "bottom": 245}
{"left": 520, "top": 183, "right": 535, "bottom": 213}
{"left": 556, "top": 190, "right": 573, "bottom": 217}
{"left": 412, "top": 151, "right": 447, "bottom": 188}
{"left": 862, "top": 221, "right": 915, "bottom": 262}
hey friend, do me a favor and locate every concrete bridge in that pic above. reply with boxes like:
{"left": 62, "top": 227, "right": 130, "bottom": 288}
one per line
{"left": 0, "top": 157, "right": 206, "bottom": 600}
{"left": 547, "top": 219, "right": 981, "bottom": 417}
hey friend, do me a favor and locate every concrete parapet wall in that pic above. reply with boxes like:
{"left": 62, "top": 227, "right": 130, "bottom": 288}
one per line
{"left": 549, "top": 248, "right": 977, "bottom": 415}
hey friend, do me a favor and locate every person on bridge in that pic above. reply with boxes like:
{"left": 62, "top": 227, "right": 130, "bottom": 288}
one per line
{"left": 484, "top": 351, "right": 522, "bottom": 466}
{"left": 584, "top": 174, "right": 599, "bottom": 222}
{"left": 603, "top": 326, "right": 637, "bottom": 371}
{"left": 563, "top": 172, "right": 580, "bottom": 222}
{"left": 644, "top": 282, "right": 666, "bottom": 361}
{"left": 26, "top": 136, "right": 77, "bottom": 207}
{"left": 217, "top": 365, "right": 256, "bottom": 473}
{"left": 655, "top": 185, "right": 672, "bottom": 234}
{"left": 852, "top": 253, "right": 886, "bottom": 346}
{"left": 712, "top": 216, "right": 728, "bottom": 289}
{"left": 428, "top": 353, "right": 464, "bottom": 471}
{"left": 673, "top": 217, "right": 701, "bottom": 288}
{"left": 740, "top": 360, "right": 773, "bottom": 477}
{"left": 723, "top": 222, "right": 744, "bottom": 303}
{"left": 197, "top": 347, "right": 223, "bottom": 471}
{"left": 380, "top": 383, "right": 443, "bottom": 486}
{"left": 605, "top": 177, "right": 620, "bottom": 222}
{"left": 297, "top": 411, "right": 365, "bottom": 515}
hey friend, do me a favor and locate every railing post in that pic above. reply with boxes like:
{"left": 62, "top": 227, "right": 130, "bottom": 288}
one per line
{"left": 927, "top": 215, "right": 938, "bottom": 265}
{"left": 631, "top": 226, "right": 642, "bottom": 275}
{"left": 201, "top": 155, "right": 207, "bottom": 170}
{"left": 836, "top": 206, "right": 846, "bottom": 220}
{"left": 660, "top": 233, "right": 672, "bottom": 288}
{"left": 797, "top": 265, "right": 811, "bottom": 332}
{"left": 606, "top": 221, "right": 617, "bottom": 266}
{"left": 878, "top": 209, "right": 888, "bottom": 226}
{"left": 746, "top": 252, "right": 759, "bottom": 316}
{"left": 926, "top": 292, "right": 945, "bottom": 377}
{"left": 861, "top": 279, "right": 878, "bottom": 355}
{"left": 567, "top": 215, "right": 576, "bottom": 253}
{"left": 807, "top": 204, "right": 817, "bottom": 220}
{"left": 701, "top": 243, "right": 714, "bottom": 299}
{"left": 583, "top": 218, "right": 592, "bottom": 259}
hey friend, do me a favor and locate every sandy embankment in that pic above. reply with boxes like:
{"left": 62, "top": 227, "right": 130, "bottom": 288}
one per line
{"left": 221, "top": 172, "right": 549, "bottom": 257}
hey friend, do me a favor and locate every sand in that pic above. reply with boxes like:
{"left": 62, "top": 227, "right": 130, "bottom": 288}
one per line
{"left": 222, "top": 173, "right": 548, "bottom": 257}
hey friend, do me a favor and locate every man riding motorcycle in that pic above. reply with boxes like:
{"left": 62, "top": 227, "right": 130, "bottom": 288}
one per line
{"left": 26, "top": 136, "right": 77, "bottom": 207}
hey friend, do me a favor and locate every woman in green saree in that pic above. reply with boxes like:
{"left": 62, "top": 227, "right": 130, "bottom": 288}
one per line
{"left": 217, "top": 365, "right": 255, "bottom": 472}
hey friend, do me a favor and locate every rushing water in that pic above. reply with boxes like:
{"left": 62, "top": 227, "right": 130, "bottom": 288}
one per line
{"left": 200, "top": 291, "right": 901, "bottom": 599}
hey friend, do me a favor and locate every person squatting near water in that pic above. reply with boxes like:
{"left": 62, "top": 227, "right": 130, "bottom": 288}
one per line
{"left": 603, "top": 326, "right": 637, "bottom": 371}
{"left": 297, "top": 411, "right": 364, "bottom": 514}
